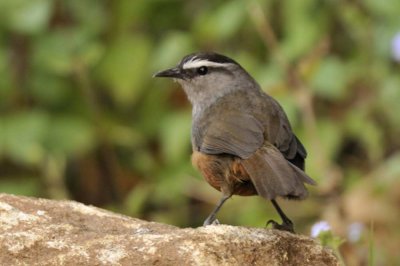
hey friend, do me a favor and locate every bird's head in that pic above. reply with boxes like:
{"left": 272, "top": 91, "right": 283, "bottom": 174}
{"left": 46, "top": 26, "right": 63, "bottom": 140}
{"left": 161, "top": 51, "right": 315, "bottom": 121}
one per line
{"left": 154, "top": 52, "right": 257, "bottom": 109}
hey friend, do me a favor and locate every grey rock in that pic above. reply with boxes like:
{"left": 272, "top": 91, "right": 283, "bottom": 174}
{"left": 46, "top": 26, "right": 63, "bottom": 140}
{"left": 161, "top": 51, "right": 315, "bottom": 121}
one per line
{"left": 0, "top": 193, "right": 338, "bottom": 266}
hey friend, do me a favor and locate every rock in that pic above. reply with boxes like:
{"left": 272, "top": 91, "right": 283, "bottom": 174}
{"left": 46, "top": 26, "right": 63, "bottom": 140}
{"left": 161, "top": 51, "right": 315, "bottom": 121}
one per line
{"left": 0, "top": 193, "right": 338, "bottom": 265}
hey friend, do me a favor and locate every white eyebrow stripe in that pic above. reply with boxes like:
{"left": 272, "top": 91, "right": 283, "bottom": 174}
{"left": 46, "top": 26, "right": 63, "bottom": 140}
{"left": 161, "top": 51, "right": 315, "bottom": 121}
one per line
{"left": 182, "top": 59, "right": 231, "bottom": 69}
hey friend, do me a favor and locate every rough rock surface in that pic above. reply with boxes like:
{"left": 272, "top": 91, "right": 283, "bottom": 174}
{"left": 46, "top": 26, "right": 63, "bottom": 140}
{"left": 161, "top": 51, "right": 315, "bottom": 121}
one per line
{"left": 0, "top": 193, "right": 338, "bottom": 265}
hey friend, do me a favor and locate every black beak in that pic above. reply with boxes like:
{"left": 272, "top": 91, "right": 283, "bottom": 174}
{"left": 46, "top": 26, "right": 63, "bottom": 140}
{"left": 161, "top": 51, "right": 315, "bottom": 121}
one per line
{"left": 153, "top": 67, "right": 183, "bottom": 79}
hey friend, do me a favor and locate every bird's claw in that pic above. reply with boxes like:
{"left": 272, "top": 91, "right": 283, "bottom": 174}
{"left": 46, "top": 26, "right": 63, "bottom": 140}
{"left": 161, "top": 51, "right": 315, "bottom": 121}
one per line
{"left": 203, "top": 217, "right": 220, "bottom": 226}
{"left": 266, "top": 219, "right": 295, "bottom": 233}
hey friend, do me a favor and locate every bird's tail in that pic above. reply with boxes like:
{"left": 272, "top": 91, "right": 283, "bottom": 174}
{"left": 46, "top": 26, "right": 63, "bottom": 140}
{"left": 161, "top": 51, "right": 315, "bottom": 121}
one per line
{"left": 241, "top": 145, "right": 316, "bottom": 200}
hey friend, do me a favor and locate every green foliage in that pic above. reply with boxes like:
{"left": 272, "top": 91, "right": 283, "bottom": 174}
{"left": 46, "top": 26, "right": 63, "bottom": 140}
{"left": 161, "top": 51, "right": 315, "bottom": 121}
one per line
{"left": 194, "top": 0, "right": 246, "bottom": 42}
{"left": 310, "top": 57, "right": 349, "bottom": 100}
{"left": 96, "top": 35, "right": 152, "bottom": 107}
{"left": 2, "top": 111, "right": 48, "bottom": 165}
{"left": 1, "top": 0, "right": 400, "bottom": 264}
{"left": 318, "top": 230, "right": 345, "bottom": 250}
{"left": 317, "top": 230, "right": 346, "bottom": 265}
{"left": 0, "top": 0, "right": 52, "bottom": 35}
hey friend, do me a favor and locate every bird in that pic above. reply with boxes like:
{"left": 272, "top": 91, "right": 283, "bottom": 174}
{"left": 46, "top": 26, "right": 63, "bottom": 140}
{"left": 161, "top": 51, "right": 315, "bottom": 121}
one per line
{"left": 153, "top": 52, "right": 316, "bottom": 232}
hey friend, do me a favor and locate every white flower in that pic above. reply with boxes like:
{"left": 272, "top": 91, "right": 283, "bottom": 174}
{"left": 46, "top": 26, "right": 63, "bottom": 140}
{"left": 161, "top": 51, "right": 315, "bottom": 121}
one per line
{"left": 311, "top": 221, "right": 331, "bottom": 237}
{"left": 392, "top": 32, "right": 400, "bottom": 62}
{"left": 347, "top": 222, "right": 364, "bottom": 243}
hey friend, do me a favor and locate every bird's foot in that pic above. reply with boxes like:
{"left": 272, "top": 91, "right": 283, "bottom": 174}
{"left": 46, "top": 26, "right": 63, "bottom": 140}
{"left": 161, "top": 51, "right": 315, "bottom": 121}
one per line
{"left": 266, "top": 219, "right": 295, "bottom": 233}
{"left": 203, "top": 216, "right": 220, "bottom": 226}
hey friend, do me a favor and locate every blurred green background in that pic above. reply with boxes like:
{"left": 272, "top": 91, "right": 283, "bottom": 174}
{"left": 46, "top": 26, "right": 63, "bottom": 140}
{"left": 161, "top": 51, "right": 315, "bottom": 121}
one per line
{"left": 1, "top": 0, "right": 400, "bottom": 264}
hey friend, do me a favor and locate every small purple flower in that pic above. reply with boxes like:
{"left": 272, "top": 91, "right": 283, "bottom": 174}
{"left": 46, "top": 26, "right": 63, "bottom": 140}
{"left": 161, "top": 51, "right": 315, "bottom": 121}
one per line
{"left": 347, "top": 222, "right": 364, "bottom": 243}
{"left": 311, "top": 221, "right": 331, "bottom": 237}
{"left": 392, "top": 32, "right": 400, "bottom": 62}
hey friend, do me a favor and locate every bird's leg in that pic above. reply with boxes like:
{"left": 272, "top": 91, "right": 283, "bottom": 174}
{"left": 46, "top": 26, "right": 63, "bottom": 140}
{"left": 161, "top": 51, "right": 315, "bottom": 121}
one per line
{"left": 203, "top": 193, "right": 231, "bottom": 226}
{"left": 267, "top": 199, "right": 295, "bottom": 233}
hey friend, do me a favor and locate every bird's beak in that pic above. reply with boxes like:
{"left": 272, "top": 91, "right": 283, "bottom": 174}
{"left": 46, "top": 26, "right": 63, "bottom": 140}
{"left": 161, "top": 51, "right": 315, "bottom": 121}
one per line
{"left": 153, "top": 67, "right": 183, "bottom": 79}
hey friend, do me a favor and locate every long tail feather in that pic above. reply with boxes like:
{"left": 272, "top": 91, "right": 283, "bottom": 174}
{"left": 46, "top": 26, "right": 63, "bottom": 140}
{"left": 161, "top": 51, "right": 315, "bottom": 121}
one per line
{"left": 242, "top": 145, "right": 315, "bottom": 200}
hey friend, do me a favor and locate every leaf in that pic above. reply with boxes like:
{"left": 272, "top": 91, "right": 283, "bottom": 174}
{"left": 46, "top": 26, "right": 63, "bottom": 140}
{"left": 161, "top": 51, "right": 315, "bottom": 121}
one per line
{"left": 124, "top": 183, "right": 152, "bottom": 215}
{"left": 2, "top": 111, "right": 49, "bottom": 165}
{"left": 310, "top": 57, "right": 349, "bottom": 100}
{"left": 29, "top": 74, "right": 72, "bottom": 106}
{"left": 0, "top": 0, "right": 52, "bottom": 34}
{"left": 95, "top": 35, "right": 152, "bottom": 107}
{"left": 32, "top": 31, "right": 79, "bottom": 75}
{"left": 345, "top": 110, "right": 384, "bottom": 162}
{"left": 32, "top": 29, "right": 104, "bottom": 75}
{"left": 44, "top": 115, "right": 96, "bottom": 156}
{"left": 151, "top": 32, "right": 194, "bottom": 71}
{"left": 0, "top": 178, "right": 41, "bottom": 196}
{"left": 159, "top": 112, "right": 192, "bottom": 165}
{"left": 316, "top": 119, "right": 343, "bottom": 160}
{"left": 194, "top": 0, "right": 246, "bottom": 41}
{"left": 281, "top": 0, "right": 328, "bottom": 60}
{"left": 0, "top": 49, "right": 13, "bottom": 107}
{"left": 379, "top": 76, "right": 400, "bottom": 128}
{"left": 364, "top": 0, "right": 400, "bottom": 18}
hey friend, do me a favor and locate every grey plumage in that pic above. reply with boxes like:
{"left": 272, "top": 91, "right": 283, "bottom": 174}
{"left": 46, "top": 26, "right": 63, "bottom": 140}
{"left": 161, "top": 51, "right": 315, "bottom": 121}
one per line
{"left": 154, "top": 52, "right": 316, "bottom": 230}
{"left": 191, "top": 88, "right": 315, "bottom": 200}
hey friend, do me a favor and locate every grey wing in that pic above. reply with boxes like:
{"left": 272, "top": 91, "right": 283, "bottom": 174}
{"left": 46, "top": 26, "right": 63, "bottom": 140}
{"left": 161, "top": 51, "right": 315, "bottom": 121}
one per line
{"left": 276, "top": 126, "right": 307, "bottom": 160}
{"left": 240, "top": 116, "right": 316, "bottom": 200}
{"left": 268, "top": 99, "right": 307, "bottom": 170}
{"left": 194, "top": 113, "right": 264, "bottom": 159}
{"left": 238, "top": 97, "right": 316, "bottom": 200}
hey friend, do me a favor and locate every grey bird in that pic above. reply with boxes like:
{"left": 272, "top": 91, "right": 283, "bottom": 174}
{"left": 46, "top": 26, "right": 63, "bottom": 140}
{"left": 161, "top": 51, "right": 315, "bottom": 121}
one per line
{"left": 154, "top": 52, "right": 316, "bottom": 232}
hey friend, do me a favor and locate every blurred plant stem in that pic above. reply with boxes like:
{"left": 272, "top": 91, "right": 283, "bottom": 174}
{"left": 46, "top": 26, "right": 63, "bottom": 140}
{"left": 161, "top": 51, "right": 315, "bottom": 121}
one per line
{"left": 246, "top": 0, "right": 288, "bottom": 71}
{"left": 9, "top": 34, "right": 30, "bottom": 109}
{"left": 73, "top": 59, "right": 122, "bottom": 203}
{"left": 42, "top": 154, "right": 69, "bottom": 199}
{"left": 368, "top": 221, "right": 375, "bottom": 266}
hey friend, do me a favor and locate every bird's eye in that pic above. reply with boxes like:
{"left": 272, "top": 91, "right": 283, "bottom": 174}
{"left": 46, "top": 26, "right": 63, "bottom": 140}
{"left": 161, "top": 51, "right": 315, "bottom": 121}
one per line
{"left": 197, "top": 66, "right": 208, "bottom": 75}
